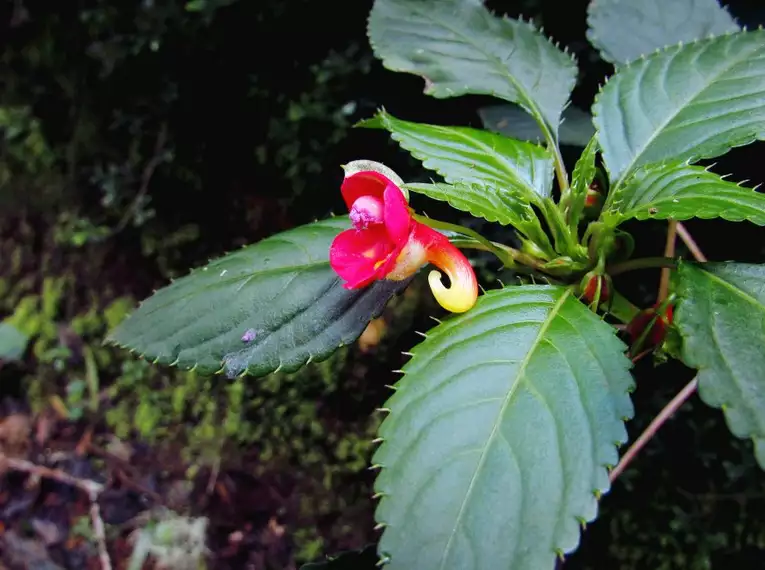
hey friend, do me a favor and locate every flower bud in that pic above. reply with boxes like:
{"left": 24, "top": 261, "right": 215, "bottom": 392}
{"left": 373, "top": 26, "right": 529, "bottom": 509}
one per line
{"left": 579, "top": 271, "right": 611, "bottom": 307}
{"left": 583, "top": 181, "right": 604, "bottom": 219}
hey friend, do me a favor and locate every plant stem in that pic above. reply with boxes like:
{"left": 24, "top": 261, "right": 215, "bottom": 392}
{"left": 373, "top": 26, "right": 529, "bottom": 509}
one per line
{"left": 413, "top": 214, "right": 546, "bottom": 271}
{"left": 540, "top": 198, "right": 581, "bottom": 258}
{"left": 676, "top": 222, "right": 708, "bottom": 262}
{"left": 493, "top": 242, "right": 551, "bottom": 271}
{"left": 413, "top": 214, "right": 505, "bottom": 257}
{"left": 600, "top": 290, "right": 640, "bottom": 324}
{"left": 609, "top": 377, "right": 699, "bottom": 482}
{"left": 658, "top": 221, "right": 677, "bottom": 303}
{"left": 541, "top": 123, "right": 568, "bottom": 193}
{"left": 607, "top": 256, "right": 678, "bottom": 276}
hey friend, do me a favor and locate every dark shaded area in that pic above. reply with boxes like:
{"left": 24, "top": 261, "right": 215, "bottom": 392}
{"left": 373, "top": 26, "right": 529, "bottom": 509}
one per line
{"left": 1, "top": 0, "right": 765, "bottom": 568}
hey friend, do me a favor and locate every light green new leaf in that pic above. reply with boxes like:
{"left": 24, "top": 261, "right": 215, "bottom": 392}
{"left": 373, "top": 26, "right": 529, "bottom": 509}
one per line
{"left": 108, "top": 219, "right": 409, "bottom": 377}
{"left": 593, "top": 30, "right": 765, "bottom": 185}
{"left": 604, "top": 162, "right": 765, "bottom": 226}
{"left": 373, "top": 286, "right": 634, "bottom": 570}
{"left": 361, "top": 110, "right": 554, "bottom": 198}
{"left": 587, "top": 0, "right": 739, "bottom": 65}
{"left": 368, "top": 0, "right": 578, "bottom": 140}
{"left": 479, "top": 104, "right": 595, "bottom": 148}
{"left": 405, "top": 182, "right": 540, "bottom": 234}
{"left": 0, "top": 322, "right": 29, "bottom": 362}
{"left": 674, "top": 262, "right": 765, "bottom": 468}
{"left": 567, "top": 136, "right": 600, "bottom": 228}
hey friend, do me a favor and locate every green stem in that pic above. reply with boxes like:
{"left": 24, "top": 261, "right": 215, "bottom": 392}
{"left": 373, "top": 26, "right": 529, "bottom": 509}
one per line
{"left": 540, "top": 198, "right": 583, "bottom": 260}
{"left": 607, "top": 257, "right": 678, "bottom": 276}
{"left": 413, "top": 214, "right": 546, "bottom": 271}
{"left": 492, "top": 242, "right": 550, "bottom": 271}
{"left": 413, "top": 214, "right": 503, "bottom": 257}
{"left": 540, "top": 122, "right": 568, "bottom": 193}
{"left": 600, "top": 289, "right": 640, "bottom": 324}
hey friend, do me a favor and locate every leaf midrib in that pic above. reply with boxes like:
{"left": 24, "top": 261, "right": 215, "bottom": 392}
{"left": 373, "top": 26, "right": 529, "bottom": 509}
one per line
{"left": 407, "top": 183, "right": 531, "bottom": 227}
{"left": 703, "top": 268, "right": 765, "bottom": 311}
{"left": 429, "top": 124, "right": 545, "bottom": 197}
{"left": 438, "top": 288, "right": 571, "bottom": 569}
{"left": 612, "top": 33, "right": 763, "bottom": 187}
{"left": 406, "top": 3, "right": 557, "bottom": 139}
{"left": 115, "top": 260, "right": 331, "bottom": 322}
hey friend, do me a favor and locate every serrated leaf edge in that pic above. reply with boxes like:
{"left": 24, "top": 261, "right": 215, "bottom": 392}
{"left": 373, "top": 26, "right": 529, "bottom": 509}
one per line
{"left": 372, "top": 286, "right": 634, "bottom": 567}
{"left": 592, "top": 28, "right": 762, "bottom": 183}
{"left": 366, "top": 1, "right": 577, "bottom": 134}
{"left": 603, "top": 161, "right": 765, "bottom": 226}
{"left": 585, "top": 0, "right": 742, "bottom": 66}
{"left": 405, "top": 181, "right": 537, "bottom": 228}
{"left": 372, "top": 110, "right": 553, "bottom": 199}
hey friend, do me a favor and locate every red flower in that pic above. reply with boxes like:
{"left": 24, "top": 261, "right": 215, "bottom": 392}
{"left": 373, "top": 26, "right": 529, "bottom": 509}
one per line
{"left": 329, "top": 161, "right": 478, "bottom": 313}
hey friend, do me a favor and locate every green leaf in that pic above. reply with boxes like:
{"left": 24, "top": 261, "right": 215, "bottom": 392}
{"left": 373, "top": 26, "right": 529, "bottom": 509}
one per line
{"left": 566, "top": 136, "right": 600, "bottom": 228}
{"left": 604, "top": 162, "right": 765, "bottom": 226}
{"left": 479, "top": 104, "right": 595, "bottom": 148}
{"left": 587, "top": 0, "right": 739, "bottom": 65}
{"left": 368, "top": 0, "right": 578, "bottom": 140}
{"left": 674, "top": 262, "right": 765, "bottom": 468}
{"left": 361, "top": 110, "right": 554, "bottom": 198}
{"left": 593, "top": 30, "right": 765, "bottom": 185}
{"left": 300, "top": 545, "right": 377, "bottom": 569}
{"left": 0, "top": 322, "right": 29, "bottom": 362}
{"left": 405, "top": 182, "right": 551, "bottom": 253}
{"left": 373, "top": 285, "right": 634, "bottom": 569}
{"left": 108, "top": 219, "right": 409, "bottom": 377}
{"left": 405, "top": 182, "right": 537, "bottom": 226}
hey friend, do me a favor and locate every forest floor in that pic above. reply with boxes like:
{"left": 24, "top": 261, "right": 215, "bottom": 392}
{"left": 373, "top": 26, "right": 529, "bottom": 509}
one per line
{"left": 0, "top": 399, "right": 362, "bottom": 570}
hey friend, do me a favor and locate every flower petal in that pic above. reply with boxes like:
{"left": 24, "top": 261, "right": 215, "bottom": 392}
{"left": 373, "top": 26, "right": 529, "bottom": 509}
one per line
{"left": 329, "top": 227, "right": 395, "bottom": 289}
{"left": 383, "top": 183, "right": 411, "bottom": 246}
{"left": 340, "top": 171, "right": 391, "bottom": 211}
{"left": 411, "top": 223, "right": 478, "bottom": 313}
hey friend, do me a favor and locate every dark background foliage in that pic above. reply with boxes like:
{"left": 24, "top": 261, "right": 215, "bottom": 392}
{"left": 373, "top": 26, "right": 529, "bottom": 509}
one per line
{"left": 1, "top": 0, "right": 764, "bottom": 568}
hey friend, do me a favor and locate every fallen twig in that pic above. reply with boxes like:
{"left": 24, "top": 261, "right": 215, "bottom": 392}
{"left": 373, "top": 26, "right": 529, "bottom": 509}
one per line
{"left": 0, "top": 454, "right": 112, "bottom": 570}
{"left": 90, "top": 499, "right": 111, "bottom": 570}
